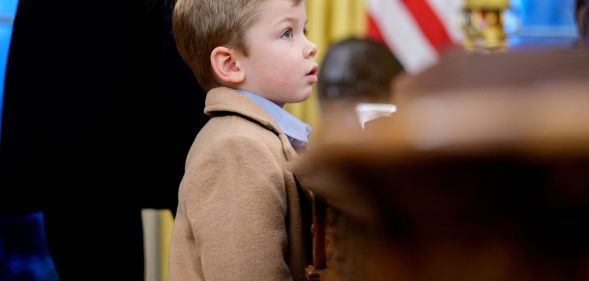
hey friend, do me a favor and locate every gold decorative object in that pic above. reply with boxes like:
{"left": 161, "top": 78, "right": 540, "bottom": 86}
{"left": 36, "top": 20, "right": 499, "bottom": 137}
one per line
{"left": 463, "top": 0, "right": 510, "bottom": 52}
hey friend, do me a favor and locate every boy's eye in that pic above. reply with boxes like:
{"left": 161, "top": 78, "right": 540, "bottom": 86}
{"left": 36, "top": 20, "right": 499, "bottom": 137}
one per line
{"left": 281, "top": 28, "right": 293, "bottom": 39}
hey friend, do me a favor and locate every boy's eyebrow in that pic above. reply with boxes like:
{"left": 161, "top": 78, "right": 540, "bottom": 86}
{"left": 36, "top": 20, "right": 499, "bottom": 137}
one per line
{"left": 275, "top": 17, "right": 308, "bottom": 26}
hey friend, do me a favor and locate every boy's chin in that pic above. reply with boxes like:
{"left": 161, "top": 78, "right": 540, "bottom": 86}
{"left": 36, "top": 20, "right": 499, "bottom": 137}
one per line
{"left": 291, "top": 92, "right": 312, "bottom": 103}
{"left": 276, "top": 88, "right": 313, "bottom": 105}
{"left": 288, "top": 95, "right": 311, "bottom": 103}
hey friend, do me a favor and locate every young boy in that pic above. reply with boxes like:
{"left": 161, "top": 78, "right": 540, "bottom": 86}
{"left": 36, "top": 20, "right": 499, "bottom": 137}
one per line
{"left": 168, "top": 0, "right": 318, "bottom": 280}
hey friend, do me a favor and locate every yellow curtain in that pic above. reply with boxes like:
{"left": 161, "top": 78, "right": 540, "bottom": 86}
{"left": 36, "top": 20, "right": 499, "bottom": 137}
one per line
{"left": 285, "top": 0, "right": 367, "bottom": 128}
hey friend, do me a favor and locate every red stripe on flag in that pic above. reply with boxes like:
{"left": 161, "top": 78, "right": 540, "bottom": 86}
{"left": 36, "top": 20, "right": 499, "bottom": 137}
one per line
{"left": 366, "top": 13, "right": 390, "bottom": 49}
{"left": 399, "top": 0, "right": 452, "bottom": 54}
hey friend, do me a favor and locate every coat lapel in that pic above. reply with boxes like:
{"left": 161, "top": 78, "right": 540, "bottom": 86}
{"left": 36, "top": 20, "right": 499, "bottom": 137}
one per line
{"left": 204, "top": 87, "right": 299, "bottom": 161}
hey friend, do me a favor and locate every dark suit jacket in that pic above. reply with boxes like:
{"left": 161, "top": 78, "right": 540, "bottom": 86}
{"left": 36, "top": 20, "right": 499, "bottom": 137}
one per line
{"left": 0, "top": 0, "right": 206, "bottom": 279}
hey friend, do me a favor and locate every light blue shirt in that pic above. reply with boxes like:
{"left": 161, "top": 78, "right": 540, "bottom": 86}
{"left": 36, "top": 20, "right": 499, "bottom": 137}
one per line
{"left": 237, "top": 90, "right": 311, "bottom": 151}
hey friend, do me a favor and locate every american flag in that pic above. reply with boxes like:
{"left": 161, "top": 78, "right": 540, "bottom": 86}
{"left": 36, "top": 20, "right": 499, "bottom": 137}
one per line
{"left": 367, "top": 0, "right": 465, "bottom": 74}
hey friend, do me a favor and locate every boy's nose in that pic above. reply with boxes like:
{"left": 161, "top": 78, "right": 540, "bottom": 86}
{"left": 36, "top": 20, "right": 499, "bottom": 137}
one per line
{"left": 304, "top": 42, "right": 318, "bottom": 58}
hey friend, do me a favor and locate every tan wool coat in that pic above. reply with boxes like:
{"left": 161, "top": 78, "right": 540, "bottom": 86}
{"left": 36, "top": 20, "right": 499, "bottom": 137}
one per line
{"left": 168, "top": 87, "right": 310, "bottom": 281}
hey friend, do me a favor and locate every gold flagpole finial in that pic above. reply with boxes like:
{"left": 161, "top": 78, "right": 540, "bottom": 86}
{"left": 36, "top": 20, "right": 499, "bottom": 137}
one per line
{"left": 463, "top": 0, "right": 510, "bottom": 52}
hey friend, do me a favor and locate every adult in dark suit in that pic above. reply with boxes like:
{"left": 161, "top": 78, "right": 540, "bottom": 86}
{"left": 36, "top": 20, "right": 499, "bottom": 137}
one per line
{"left": 0, "top": 0, "right": 206, "bottom": 280}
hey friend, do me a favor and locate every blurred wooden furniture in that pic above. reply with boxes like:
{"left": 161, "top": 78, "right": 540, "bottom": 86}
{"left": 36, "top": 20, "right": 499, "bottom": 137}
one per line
{"left": 296, "top": 49, "right": 589, "bottom": 281}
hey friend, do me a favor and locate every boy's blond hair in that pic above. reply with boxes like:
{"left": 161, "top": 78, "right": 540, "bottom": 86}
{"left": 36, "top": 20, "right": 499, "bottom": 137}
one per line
{"left": 173, "top": 0, "right": 303, "bottom": 91}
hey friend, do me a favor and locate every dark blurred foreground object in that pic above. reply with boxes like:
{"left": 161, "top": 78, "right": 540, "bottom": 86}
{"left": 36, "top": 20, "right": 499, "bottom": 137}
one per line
{"left": 294, "top": 49, "right": 589, "bottom": 281}
{"left": 0, "top": 0, "right": 206, "bottom": 280}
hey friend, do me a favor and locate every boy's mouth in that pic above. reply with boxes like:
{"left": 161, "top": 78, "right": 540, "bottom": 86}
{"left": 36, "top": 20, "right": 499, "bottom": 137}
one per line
{"left": 307, "top": 65, "right": 319, "bottom": 76}
{"left": 306, "top": 65, "right": 319, "bottom": 83}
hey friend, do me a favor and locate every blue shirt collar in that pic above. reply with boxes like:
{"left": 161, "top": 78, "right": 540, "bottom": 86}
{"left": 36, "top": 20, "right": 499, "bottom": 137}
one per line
{"left": 237, "top": 90, "right": 311, "bottom": 148}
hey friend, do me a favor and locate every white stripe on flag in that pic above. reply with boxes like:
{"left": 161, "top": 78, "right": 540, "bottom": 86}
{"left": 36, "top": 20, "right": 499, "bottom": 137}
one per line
{"left": 368, "top": 0, "right": 438, "bottom": 74}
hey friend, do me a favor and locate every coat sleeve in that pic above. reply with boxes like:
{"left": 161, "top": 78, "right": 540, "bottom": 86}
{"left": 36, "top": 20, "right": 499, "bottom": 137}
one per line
{"left": 182, "top": 135, "right": 292, "bottom": 281}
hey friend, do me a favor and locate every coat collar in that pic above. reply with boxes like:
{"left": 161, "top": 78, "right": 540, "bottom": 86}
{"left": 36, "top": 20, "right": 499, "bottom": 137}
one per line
{"left": 204, "top": 87, "right": 298, "bottom": 160}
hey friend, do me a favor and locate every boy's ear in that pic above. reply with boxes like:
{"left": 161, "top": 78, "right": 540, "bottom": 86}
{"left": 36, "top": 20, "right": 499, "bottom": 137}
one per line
{"left": 210, "top": 46, "right": 245, "bottom": 85}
